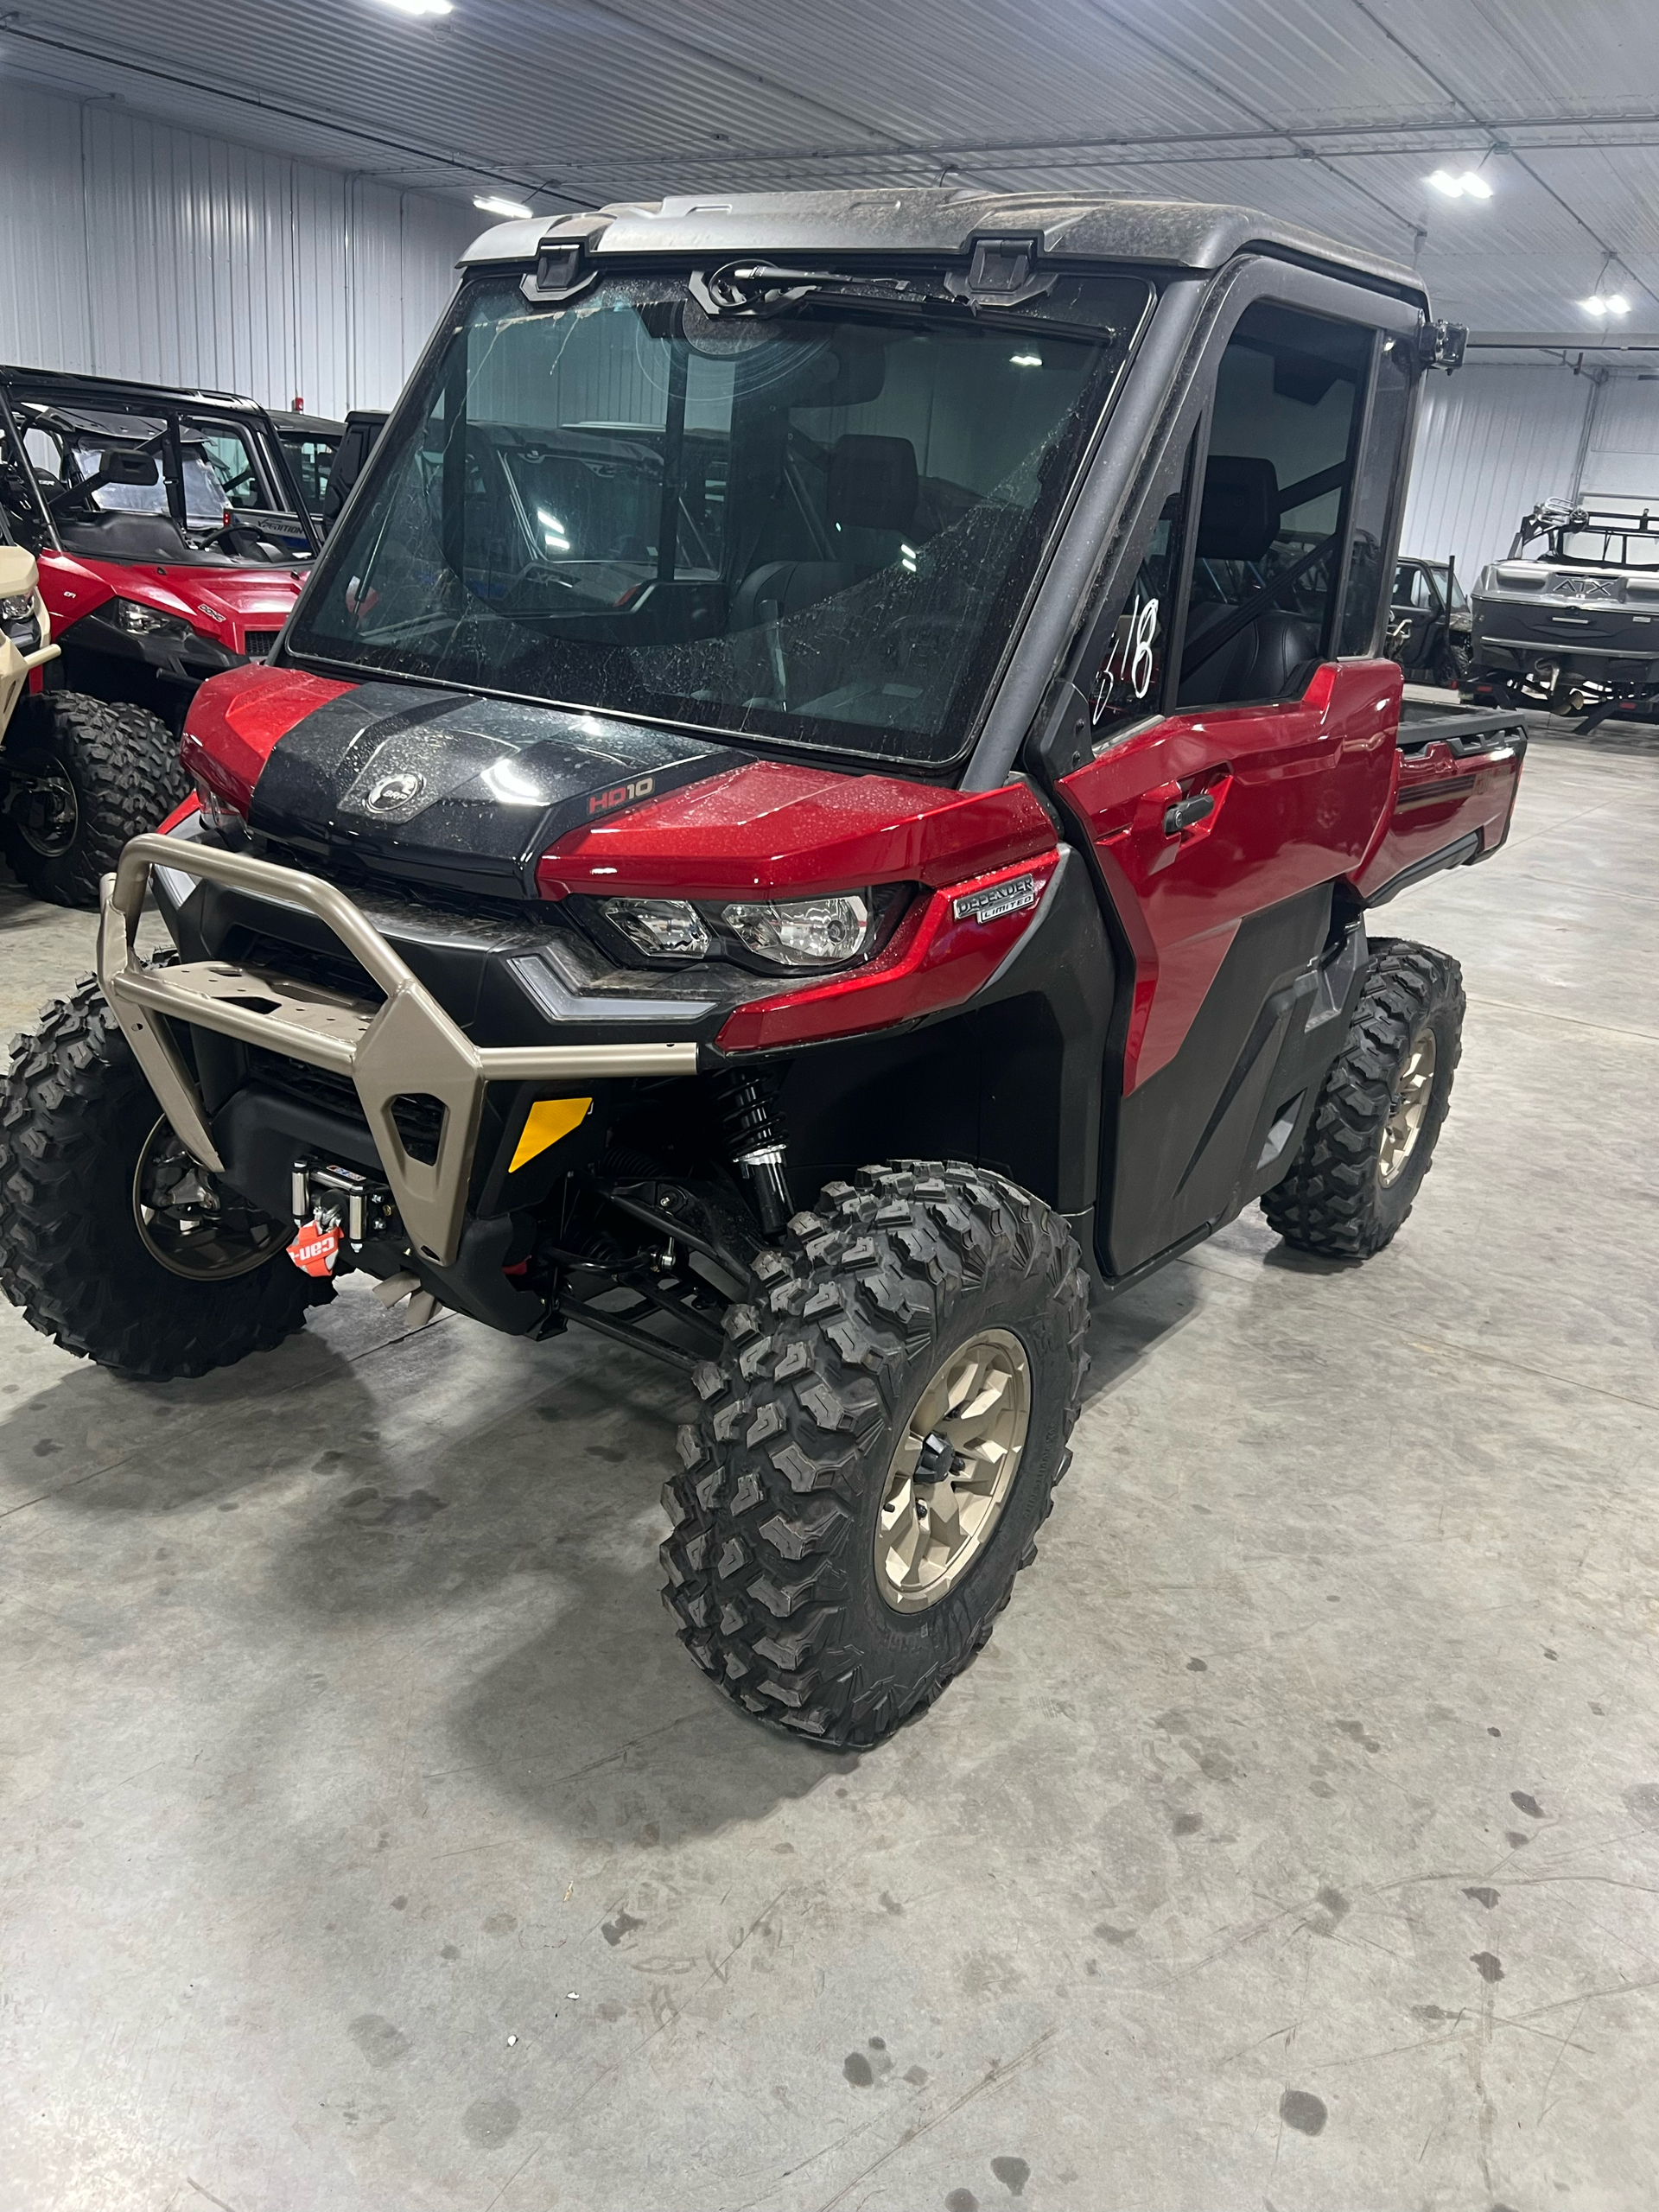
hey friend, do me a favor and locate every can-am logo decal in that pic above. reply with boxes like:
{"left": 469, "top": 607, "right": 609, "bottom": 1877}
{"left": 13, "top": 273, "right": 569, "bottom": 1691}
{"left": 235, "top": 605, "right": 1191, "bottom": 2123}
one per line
{"left": 365, "top": 770, "right": 426, "bottom": 813}
{"left": 588, "top": 774, "right": 654, "bottom": 817}
{"left": 953, "top": 874, "right": 1040, "bottom": 925}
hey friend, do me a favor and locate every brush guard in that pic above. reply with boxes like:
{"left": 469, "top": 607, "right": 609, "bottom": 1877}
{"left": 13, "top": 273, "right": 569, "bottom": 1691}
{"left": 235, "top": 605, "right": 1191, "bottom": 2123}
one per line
{"left": 97, "top": 834, "right": 698, "bottom": 1268}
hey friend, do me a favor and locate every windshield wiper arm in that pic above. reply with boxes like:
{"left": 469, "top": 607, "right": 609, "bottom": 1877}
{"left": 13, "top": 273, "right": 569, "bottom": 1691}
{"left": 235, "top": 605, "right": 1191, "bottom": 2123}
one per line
{"left": 690, "top": 263, "right": 945, "bottom": 318}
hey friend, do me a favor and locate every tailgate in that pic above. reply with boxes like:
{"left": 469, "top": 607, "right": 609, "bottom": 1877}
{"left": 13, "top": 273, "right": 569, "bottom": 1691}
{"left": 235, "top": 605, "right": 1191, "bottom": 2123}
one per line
{"left": 1352, "top": 713, "right": 1528, "bottom": 906}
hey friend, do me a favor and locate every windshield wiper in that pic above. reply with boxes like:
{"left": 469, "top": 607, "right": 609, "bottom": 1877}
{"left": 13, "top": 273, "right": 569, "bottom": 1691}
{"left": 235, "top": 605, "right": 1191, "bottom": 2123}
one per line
{"left": 690, "top": 264, "right": 951, "bottom": 319}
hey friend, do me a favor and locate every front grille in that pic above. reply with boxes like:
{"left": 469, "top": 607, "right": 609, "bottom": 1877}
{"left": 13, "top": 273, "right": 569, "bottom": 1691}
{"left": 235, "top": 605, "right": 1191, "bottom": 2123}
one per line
{"left": 233, "top": 931, "right": 385, "bottom": 1007}
{"left": 245, "top": 1047, "right": 446, "bottom": 1165}
{"left": 242, "top": 629, "right": 280, "bottom": 658}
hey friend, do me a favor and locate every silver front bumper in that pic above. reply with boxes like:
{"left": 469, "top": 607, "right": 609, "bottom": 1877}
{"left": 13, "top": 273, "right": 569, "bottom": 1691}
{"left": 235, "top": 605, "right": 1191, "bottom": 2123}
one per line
{"left": 98, "top": 834, "right": 697, "bottom": 1266}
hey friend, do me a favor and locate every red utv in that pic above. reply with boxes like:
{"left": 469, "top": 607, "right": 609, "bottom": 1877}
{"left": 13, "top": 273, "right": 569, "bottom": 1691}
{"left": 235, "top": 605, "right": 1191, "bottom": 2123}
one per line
{"left": 0, "top": 367, "right": 316, "bottom": 902}
{"left": 0, "top": 193, "right": 1525, "bottom": 1746}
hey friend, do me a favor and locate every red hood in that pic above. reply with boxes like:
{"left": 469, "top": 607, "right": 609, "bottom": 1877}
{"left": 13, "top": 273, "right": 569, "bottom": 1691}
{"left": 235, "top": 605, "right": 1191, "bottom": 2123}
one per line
{"left": 39, "top": 550, "right": 306, "bottom": 648}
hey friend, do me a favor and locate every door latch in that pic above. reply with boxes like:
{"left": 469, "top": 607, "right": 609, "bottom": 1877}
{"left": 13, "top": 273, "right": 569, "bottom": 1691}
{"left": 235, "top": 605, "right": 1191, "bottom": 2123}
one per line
{"left": 1163, "top": 792, "right": 1217, "bottom": 837}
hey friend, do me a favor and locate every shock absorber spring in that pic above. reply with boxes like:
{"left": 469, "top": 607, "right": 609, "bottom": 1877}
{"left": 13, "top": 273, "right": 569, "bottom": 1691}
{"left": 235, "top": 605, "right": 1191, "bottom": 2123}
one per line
{"left": 717, "top": 1069, "right": 793, "bottom": 1236}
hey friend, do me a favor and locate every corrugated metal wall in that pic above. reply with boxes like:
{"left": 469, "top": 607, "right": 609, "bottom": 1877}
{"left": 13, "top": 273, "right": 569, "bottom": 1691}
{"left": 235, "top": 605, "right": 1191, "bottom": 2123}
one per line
{"left": 1399, "top": 363, "right": 1596, "bottom": 581}
{"left": 1400, "top": 364, "right": 1659, "bottom": 577}
{"left": 0, "top": 82, "right": 477, "bottom": 418}
{"left": 1580, "top": 374, "right": 1659, "bottom": 506}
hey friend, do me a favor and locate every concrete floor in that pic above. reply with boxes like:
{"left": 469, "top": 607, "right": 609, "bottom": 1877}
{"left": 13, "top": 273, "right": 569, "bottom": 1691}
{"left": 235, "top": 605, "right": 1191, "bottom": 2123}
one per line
{"left": 3, "top": 734, "right": 1657, "bottom": 2212}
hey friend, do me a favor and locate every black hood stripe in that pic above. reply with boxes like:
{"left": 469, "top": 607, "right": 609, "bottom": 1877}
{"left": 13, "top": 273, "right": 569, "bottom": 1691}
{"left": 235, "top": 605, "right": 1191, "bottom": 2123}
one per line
{"left": 247, "top": 684, "right": 743, "bottom": 896}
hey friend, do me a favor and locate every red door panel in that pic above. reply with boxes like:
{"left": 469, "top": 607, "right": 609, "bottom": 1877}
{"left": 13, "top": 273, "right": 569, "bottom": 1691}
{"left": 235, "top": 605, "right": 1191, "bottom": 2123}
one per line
{"left": 1351, "top": 734, "right": 1522, "bottom": 901}
{"left": 1057, "top": 658, "right": 1401, "bottom": 1089}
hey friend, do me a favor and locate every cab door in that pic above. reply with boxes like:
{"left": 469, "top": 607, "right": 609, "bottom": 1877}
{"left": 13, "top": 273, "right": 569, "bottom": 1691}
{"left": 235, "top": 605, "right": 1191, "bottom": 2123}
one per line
{"left": 1050, "top": 297, "right": 1416, "bottom": 1278}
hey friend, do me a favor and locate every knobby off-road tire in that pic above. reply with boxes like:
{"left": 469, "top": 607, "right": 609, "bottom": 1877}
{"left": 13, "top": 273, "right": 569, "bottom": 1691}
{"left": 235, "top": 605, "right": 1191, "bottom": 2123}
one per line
{"left": 1262, "top": 938, "right": 1465, "bottom": 1260}
{"left": 1, "top": 691, "right": 188, "bottom": 908}
{"left": 0, "top": 975, "right": 327, "bottom": 1378}
{"left": 661, "top": 1162, "right": 1090, "bottom": 1749}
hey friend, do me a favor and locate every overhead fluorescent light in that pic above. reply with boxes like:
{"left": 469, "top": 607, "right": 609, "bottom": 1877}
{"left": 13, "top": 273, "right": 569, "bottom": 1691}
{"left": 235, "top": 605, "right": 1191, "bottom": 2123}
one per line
{"left": 474, "top": 194, "right": 532, "bottom": 219}
{"left": 378, "top": 0, "right": 453, "bottom": 16}
{"left": 1582, "top": 296, "right": 1609, "bottom": 315}
{"left": 1009, "top": 352, "right": 1043, "bottom": 367}
{"left": 1582, "top": 292, "right": 1631, "bottom": 317}
{"left": 1606, "top": 291, "right": 1632, "bottom": 315}
{"left": 1427, "top": 168, "right": 1493, "bottom": 200}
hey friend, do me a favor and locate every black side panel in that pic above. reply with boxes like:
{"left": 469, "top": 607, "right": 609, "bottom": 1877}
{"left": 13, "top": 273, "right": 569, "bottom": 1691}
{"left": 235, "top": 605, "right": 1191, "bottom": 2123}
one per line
{"left": 1103, "top": 884, "right": 1332, "bottom": 1276}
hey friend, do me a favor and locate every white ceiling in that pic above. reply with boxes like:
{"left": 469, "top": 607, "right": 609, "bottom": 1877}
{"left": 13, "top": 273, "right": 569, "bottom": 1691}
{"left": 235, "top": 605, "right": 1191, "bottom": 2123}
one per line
{"left": 6, "top": 0, "right": 1659, "bottom": 343}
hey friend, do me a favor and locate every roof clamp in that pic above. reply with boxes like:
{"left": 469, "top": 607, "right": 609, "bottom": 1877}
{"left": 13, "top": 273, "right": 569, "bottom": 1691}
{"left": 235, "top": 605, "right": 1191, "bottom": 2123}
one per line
{"left": 1418, "top": 319, "right": 1468, "bottom": 373}
{"left": 945, "top": 235, "right": 1056, "bottom": 311}
{"left": 521, "top": 226, "right": 603, "bottom": 308}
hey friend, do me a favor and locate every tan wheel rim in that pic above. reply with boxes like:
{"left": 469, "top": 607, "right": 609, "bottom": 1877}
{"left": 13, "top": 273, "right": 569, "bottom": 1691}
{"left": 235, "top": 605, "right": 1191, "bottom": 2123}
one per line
{"left": 874, "top": 1329, "right": 1031, "bottom": 1615}
{"left": 1378, "top": 1029, "right": 1437, "bottom": 1187}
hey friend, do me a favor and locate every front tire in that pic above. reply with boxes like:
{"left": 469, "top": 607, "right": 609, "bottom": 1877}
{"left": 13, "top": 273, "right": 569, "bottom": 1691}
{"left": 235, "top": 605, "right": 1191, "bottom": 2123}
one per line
{"left": 1262, "top": 938, "right": 1465, "bottom": 1260}
{"left": 0, "top": 976, "right": 327, "bottom": 1377}
{"left": 661, "top": 1163, "right": 1090, "bottom": 1749}
{"left": 2, "top": 691, "right": 188, "bottom": 908}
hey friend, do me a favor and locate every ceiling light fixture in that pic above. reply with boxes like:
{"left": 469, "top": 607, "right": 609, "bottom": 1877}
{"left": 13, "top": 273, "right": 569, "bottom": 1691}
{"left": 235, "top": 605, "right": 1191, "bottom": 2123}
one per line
{"left": 378, "top": 0, "right": 453, "bottom": 16}
{"left": 474, "top": 194, "right": 532, "bottom": 219}
{"left": 1427, "top": 168, "right": 1493, "bottom": 200}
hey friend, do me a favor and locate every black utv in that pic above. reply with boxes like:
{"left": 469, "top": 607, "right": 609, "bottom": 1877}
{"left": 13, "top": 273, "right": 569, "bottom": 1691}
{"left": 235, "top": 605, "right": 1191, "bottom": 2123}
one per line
{"left": 0, "top": 191, "right": 1525, "bottom": 1748}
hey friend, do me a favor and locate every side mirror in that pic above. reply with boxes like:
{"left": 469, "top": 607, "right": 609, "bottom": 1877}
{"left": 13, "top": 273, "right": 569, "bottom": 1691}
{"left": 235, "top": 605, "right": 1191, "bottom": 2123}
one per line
{"left": 103, "top": 450, "right": 161, "bottom": 486}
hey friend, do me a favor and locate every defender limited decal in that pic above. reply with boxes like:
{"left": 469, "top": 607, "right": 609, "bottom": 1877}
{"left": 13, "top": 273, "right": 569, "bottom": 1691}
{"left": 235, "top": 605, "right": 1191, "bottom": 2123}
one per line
{"left": 953, "top": 874, "right": 1041, "bottom": 925}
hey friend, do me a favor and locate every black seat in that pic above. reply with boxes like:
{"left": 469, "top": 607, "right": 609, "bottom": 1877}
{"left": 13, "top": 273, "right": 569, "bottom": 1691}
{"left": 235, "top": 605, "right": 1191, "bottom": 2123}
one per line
{"left": 1179, "top": 455, "right": 1319, "bottom": 707}
{"left": 1180, "top": 604, "right": 1321, "bottom": 707}
{"left": 730, "top": 560, "right": 857, "bottom": 632}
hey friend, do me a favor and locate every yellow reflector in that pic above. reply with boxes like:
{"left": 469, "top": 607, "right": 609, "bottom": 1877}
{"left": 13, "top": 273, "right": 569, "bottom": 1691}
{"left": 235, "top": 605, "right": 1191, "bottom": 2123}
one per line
{"left": 509, "top": 1096, "right": 592, "bottom": 1173}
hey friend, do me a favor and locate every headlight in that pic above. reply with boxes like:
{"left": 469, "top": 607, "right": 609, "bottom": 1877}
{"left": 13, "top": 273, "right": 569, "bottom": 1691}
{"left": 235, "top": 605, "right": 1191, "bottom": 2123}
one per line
{"left": 721, "top": 893, "right": 872, "bottom": 969}
{"left": 1, "top": 594, "right": 41, "bottom": 652}
{"left": 601, "top": 897, "right": 712, "bottom": 959}
{"left": 591, "top": 889, "right": 879, "bottom": 970}
{"left": 108, "top": 597, "right": 194, "bottom": 640}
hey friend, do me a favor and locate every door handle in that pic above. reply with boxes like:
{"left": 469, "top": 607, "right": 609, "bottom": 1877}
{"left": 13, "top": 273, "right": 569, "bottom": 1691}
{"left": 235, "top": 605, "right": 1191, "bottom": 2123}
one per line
{"left": 1163, "top": 792, "right": 1216, "bottom": 837}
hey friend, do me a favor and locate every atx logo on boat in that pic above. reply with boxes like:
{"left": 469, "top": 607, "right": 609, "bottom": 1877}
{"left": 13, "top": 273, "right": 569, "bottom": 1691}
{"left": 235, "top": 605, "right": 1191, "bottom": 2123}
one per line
{"left": 588, "top": 774, "right": 654, "bottom": 817}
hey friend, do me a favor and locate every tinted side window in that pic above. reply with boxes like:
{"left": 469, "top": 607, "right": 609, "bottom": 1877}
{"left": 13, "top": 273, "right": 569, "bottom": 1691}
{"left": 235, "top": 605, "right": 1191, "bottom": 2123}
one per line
{"left": 1338, "top": 333, "right": 1414, "bottom": 654}
{"left": 1081, "top": 435, "right": 1196, "bottom": 740}
{"left": 1178, "top": 303, "right": 1370, "bottom": 709}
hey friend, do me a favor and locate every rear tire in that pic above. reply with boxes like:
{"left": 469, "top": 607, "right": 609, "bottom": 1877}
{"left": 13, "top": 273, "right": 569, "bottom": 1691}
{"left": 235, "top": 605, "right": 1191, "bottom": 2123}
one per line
{"left": 1262, "top": 938, "right": 1464, "bottom": 1260}
{"left": 1, "top": 691, "right": 188, "bottom": 908}
{"left": 0, "top": 976, "right": 327, "bottom": 1378}
{"left": 660, "top": 1162, "right": 1090, "bottom": 1749}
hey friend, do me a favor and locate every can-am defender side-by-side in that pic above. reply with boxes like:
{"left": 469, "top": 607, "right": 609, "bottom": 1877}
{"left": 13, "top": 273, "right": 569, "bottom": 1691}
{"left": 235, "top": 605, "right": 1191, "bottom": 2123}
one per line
{"left": 270, "top": 409, "right": 345, "bottom": 536}
{"left": 1469, "top": 495, "right": 1659, "bottom": 727}
{"left": 0, "top": 499, "right": 198, "bottom": 906}
{"left": 1386, "top": 554, "right": 1471, "bottom": 688}
{"left": 0, "top": 194, "right": 1526, "bottom": 1748}
{"left": 0, "top": 367, "right": 320, "bottom": 901}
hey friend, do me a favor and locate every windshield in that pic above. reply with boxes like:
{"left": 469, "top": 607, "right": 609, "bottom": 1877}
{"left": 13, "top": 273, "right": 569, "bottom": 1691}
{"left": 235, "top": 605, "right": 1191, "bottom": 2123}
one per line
{"left": 289, "top": 269, "right": 1149, "bottom": 766}
{"left": 1550, "top": 529, "right": 1659, "bottom": 570}
{"left": 3, "top": 402, "right": 306, "bottom": 568}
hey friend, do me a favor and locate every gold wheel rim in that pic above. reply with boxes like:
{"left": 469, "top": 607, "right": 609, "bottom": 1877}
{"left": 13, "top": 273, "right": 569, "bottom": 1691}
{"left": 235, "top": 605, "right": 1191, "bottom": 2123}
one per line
{"left": 874, "top": 1328, "right": 1031, "bottom": 1615}
{"left": 1378, "top": 1029, "right": 1437, "bottom": 1187}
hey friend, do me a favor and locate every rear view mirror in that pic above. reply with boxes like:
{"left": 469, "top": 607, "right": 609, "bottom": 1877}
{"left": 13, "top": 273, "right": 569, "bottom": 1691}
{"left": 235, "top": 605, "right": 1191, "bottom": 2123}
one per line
{"left": 103, "top": 450, "right": 160, "bottom": 486}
